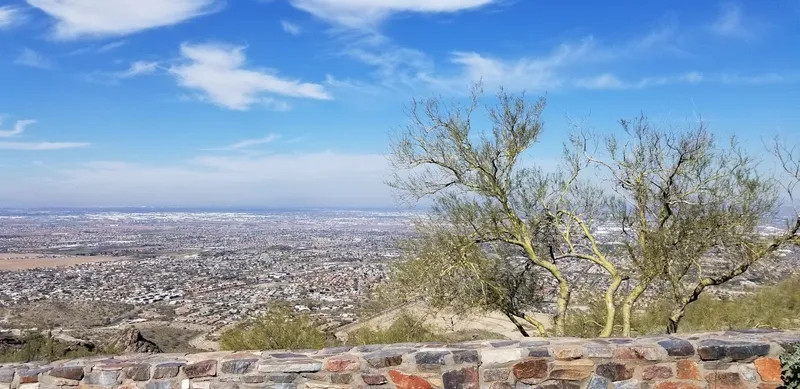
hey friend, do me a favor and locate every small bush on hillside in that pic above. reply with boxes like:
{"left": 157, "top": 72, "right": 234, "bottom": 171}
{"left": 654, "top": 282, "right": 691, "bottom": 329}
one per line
{"left": 782, "top": 344, "right": 800, "bottom": 389}
{"left": 347, "top": 313, "right": 442, "bottom": 345}
{"left": 564, "top": 276, "right": 800, "bottom": 337}
{"left": 219, "top": 305, "right": 327, "bottom": 351}
{"left": 0, "top": 332, "right": 99, "bottom": 363}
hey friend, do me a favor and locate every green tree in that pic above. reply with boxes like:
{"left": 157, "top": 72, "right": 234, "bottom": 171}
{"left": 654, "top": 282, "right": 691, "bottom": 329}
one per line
{"left": 573, "top": 116, "right": 799, "bottom": 334}
{"left": 388, "top": 85, "right": 621, "bottom": 337}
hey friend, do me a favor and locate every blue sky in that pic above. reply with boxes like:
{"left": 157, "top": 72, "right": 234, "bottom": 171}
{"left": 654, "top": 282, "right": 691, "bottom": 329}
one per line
{"left": 0, "top": 0, "right": 798, "bottom": 207}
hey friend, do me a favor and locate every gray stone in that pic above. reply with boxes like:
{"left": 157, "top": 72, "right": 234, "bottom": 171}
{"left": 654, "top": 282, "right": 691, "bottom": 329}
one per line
{"left": 84, "top": 371, "right": 120, "bottom": 386}
{"left": 241, "top": 375, "right": 265, "bottom": 383}
{"left": 0, "top": 368, "right": 14, "bottom": 383}
{"left": 318, "top": 346, "right": 352, "bottom": 355}
{"left": 153, "top": 362, "right": 184, "bottom": 379}
{"left": 269, "top": 353, "right": 308, "bottom": 359}
{"left": 354, "top": 344, "right": 385, "bottom": 353}
{"left": 268, "top": 373, "right": 298, "bottom": 383}
{"left": 527, "top": 348, "right": 551, "bottom": 358}
{"left": 363, "top": 350, "right": 408, "bottom": 368}
{"left": 361, "top": 374, "right": 388, "bottom": 385}
{"left": 656, "top": 338, "right": 695, "bottom": 357}
{"left": 210, "top": 382, "right": 238, "bottom": 389}
{"left": 123, "top": 364, "right": 150, "bottom": 381}
{"left": 697, "top": 339, "right": 770, "bottom": 361}
{"left": 221, "top": 359, "right": 257, "bottom": 375}
{"left": 453, "top": 350, "right": 480, "bottom": 364}
{"left": 481, "top": 348, "right": 525, "bottom": 365}
{"left": 145, "top": 380, "right": 179, "bottom": 389}
{"left": 258, "top": 361, "right": 322, "bottom": 373}
{"left": 519, "top": 341, "right": 550, "bottom": 348}
{"left": 587, "top": 375, "right": 611, "bottom": 389}
{"left": 585, "top": 346, "right": 614, "bottom": 358}
{"left": 483, "top": 368, "right": 510, "bottom": 382}
{"left": 415, "top": 351, "right": 450, "bottom": 365}
{"left": 613, "top": 380, "right": 645, "bottom": 389}
{"left": 491, "top": 341, "right": 520, "bottom": 348}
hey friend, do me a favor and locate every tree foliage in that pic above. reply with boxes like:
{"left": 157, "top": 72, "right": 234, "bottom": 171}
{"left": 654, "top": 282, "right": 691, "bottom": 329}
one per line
{"left": 386, "top": 84, "right": 800, "bottom": 338}
{"left": 219, "top": 305, "right": 327, "bottom": 351}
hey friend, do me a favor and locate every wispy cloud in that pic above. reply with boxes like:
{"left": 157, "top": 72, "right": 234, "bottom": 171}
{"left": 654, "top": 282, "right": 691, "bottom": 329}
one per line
{"left": 26, "top": 0, "right": 223, "bottom": 39}
{"left": 168, "top": 42, "right": 333, "bottom": 111}
{"left": 119, "top": 61, "right": 160, "bottom": 78}
{"left": 0, "top": 5, "right": 24, "bottom": 29}
{"left": 15, "top": 48, "right": 55, "bottom": 70}
{"left": 281, "top": 20, "right": 302, "bottom": 35}
{"left": 289, "top": 0, "right": 496, "bottom": 29}
{"left": 97, "top": 40, "right": 128, "bottom": 52}
{"left": 0, "top": 119, "right": 36, "bottom": 137}
{"left": 0, "top": 118, "right": 89, "bottom": 151}
{"left": 709, "top": 4, "right": 757, "bottom": 39}
{"left": 0, "top": 142, "right": 89, "bottom": 151}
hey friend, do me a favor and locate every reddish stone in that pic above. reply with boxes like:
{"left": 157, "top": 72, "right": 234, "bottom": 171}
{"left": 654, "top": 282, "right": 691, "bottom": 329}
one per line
{"left": 754, "top": 358, "right": 782, "bottom": 383}
{"left": 512, "top": 359, "right": 548, "bottom": 380}
{"left": 389, "top": 370, "right": 433, "bottom": 389}
{"left": 758, "top": 384, "right": 781, "bottom": 389}
{"left": 705, "top": 372, "right": 747, "bottom": 389}
{"left": 324, "top": 356, "right": 360, "bottom": 372}
{"left": 676, "top": 360, "right": 701, "bottom": 380}
{"left": 655, "top": 382, "right": 704, "bottom": 389}
{"left": 642, "top": 366, "right": 673, "bottom": 381}
{"left": 361, "top": 374, "right": 388, "bottom": 385}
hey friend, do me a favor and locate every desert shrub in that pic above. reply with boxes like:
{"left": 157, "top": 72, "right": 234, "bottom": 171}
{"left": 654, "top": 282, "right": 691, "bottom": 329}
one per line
{"left": 782, "top": 344, "right": 800, "bottom": 389}
{"left": 219, "top": 305, "right": 327, "bottom": 351}
{"left": 347, "top": 312, "right": 442, "bottom": 345}
{"left": 0, "top": 332, "right": 99, "bottom": 363}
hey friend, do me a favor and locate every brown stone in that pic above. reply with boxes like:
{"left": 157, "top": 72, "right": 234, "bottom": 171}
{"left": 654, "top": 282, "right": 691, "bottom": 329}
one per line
{"left": 185, "top": 360, "right": 217, "bottom": 379}
{"left": 676, "top": 360, "right": 701, "bottom": 380}
{"left": 705, "top": 372, "right": 747, "bottom": 389}
{"left": 553, "top": 346, "right": 584, "bottom": 360}
{"left": 596, "top": 363, "right": 633, "bottom": 382}
{"left": 49, "top": 367, "right": 85, "bottom": 381}
{"left": 513, "top": 359, "right": 549, "bottom": 380}
{"left": 641, "top": 366, "right": 673, "bottom": 381}
{"left": 754, "top": 358, "right": 782, "bottom": 383}
{"left": 361, "top": 374, "right": 387, "bottom": 385}
{"left": 758, "top": 384, "right": 781, "bottom": 389}
{"left": 655, "top": 383, "right": 703, "bottom": 389}
{"left": 549, "top": 360, "right": 594, "bottom": 381}
{"left": 324, "top": 356, "right": 360, "bottom": 372}
{"left": 483, "top": 368, "right": 510, "bottom": 382}
{"left": 442, "top": 367, "right": 479, "bottom": 389}
{"left": 389, "top": 370, "right": 433, "bottom": 389}
{"left": 489, "top": 383, "right": 514, "bottom": 389}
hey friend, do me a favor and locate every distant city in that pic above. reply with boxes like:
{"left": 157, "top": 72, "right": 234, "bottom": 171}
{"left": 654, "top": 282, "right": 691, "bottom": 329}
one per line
{"left": 0, "top": 208, "right": 797, "bottom": 351}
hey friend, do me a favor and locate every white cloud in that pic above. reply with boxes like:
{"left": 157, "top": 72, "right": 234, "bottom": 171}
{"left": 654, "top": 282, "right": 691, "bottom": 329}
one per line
{"left": 97, "top": 40, "right": 127, "bottom": 52}
{"left": 281, "top": 20, "right": 302, "bottom": 35}
{"left": 169, "top": 42, "right": 333, "bottom": 111}
{"left": 289, "top": 0, "right": 496, "bottom": 29}
{"left": 0, "top": 6, "right": 24, "bottom": 29}
{"left": 26, "top": 0, "right": 223, "bottom": 39}
{"left": 14, "top": 48, "right": 55, "bottom": 69}
{"left": 3, "top": 152, "right": 391, "bottom": 207}
{"left": 0, "top": 119, "right": 36, "bottom": 137}
{"left": 227, "top": 134, "right": 281, "bottom": 150}
{"left": 119, "top": 61, "right": 160, "bottom": 78}
{"left": 0, "top": 141, "right": 89, "bottom": 150}
{"left": 709, "top": 4, "right": 754, "bottom": 39}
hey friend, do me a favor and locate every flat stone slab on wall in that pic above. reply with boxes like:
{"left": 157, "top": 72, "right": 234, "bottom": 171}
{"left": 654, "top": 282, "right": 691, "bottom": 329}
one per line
{"left": 1, "top": 330, "right": 798, "bottom": 389}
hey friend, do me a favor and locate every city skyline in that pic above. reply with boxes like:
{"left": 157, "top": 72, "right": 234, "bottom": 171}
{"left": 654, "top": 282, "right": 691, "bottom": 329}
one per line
{"left": 1, "top": 1, "right": 799, "bottom": 207}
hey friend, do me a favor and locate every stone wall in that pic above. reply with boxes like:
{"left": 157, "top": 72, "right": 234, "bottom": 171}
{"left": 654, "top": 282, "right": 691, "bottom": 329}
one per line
{"left": 1, "top": 330, "right": 798, "bottom": 389}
